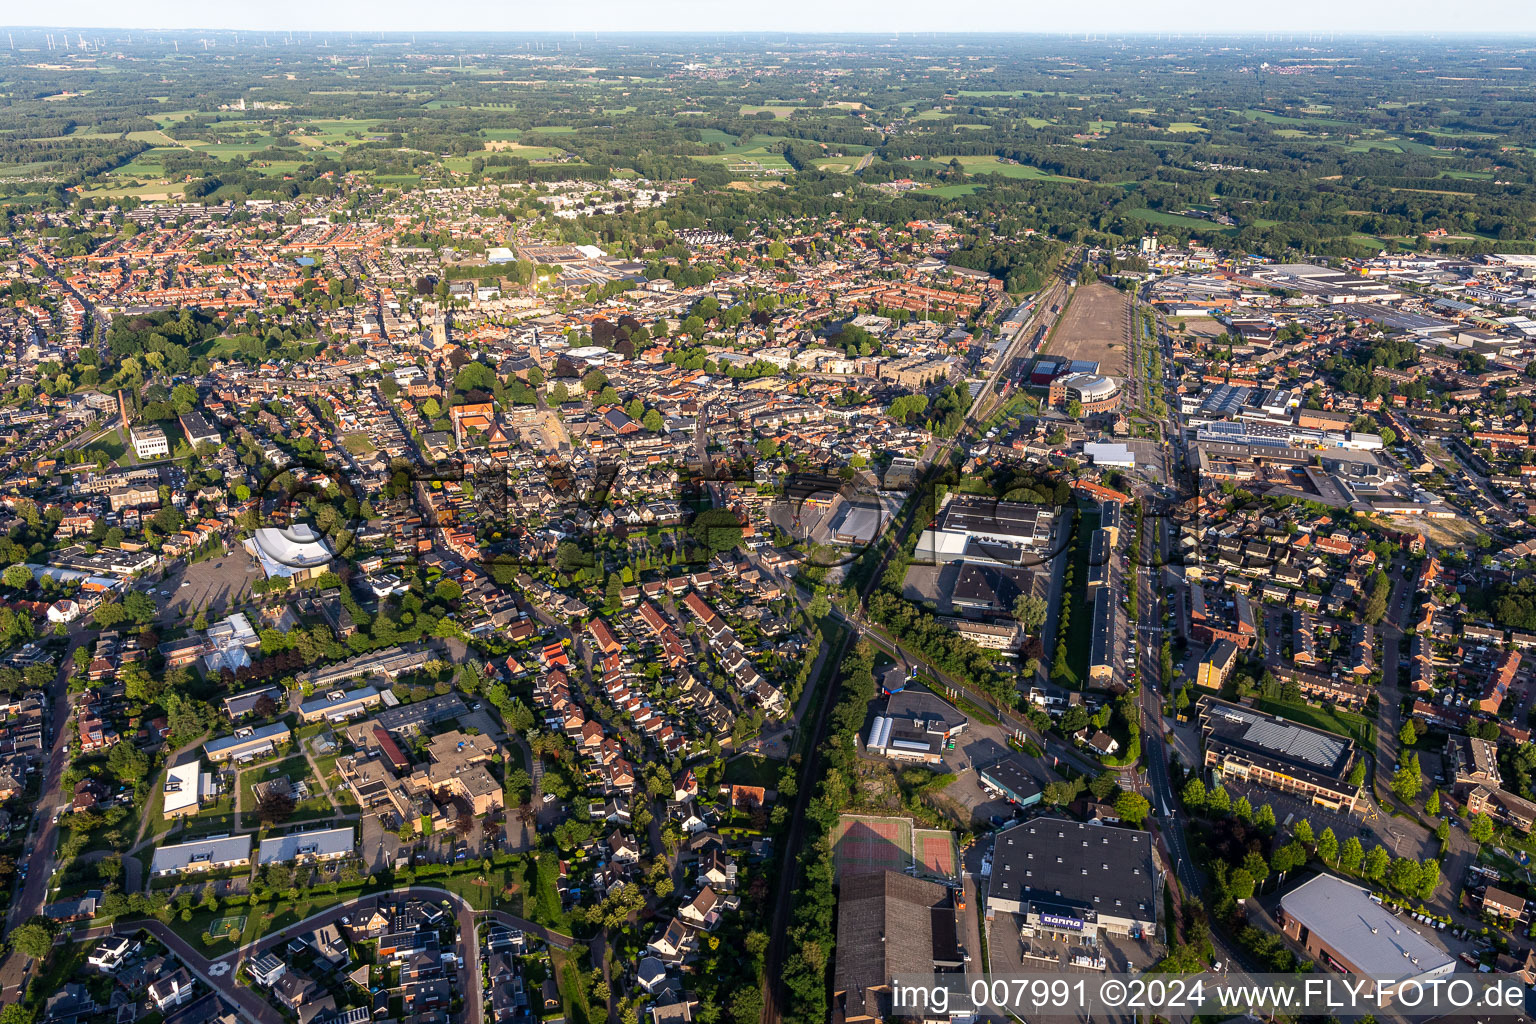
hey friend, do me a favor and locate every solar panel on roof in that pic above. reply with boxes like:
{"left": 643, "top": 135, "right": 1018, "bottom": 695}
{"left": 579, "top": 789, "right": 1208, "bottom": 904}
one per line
{"left": 1244, "top": 721, "right": 1345, "bottom": 768}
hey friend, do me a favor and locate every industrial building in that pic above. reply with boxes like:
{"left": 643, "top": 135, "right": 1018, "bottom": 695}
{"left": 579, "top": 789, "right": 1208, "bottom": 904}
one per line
{"left": 978, "top": 755, "right": 1043, "bottom": 808}
{"left": 987, "top": 818, "right": 1157, "bottom": 940}
{"left": 915, "top": 494, "right": 1056, "bottom": 567}
{"left": 1197, "top": 697, "right": 1361, "bottom": 812}
{"left": 831, "top": 871, "right": 961, "bottom": 1024}
{"left": 1279, "top": 874, "right": 1454, "bottom": 995}
{"left": 866, "top": 689, "right": 967, "bottom": 764}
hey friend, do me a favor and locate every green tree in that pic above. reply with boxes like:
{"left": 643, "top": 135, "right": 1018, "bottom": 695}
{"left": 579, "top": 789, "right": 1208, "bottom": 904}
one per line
{"left": 1, "top": 564, "right": 32, "bottom": 590}
{"left": 1363, "top": 845, "right": 1391, "bottom": 882}
{"left": 1293, "top": 819, "right": 1314, "bottom": 846}
{"left": 9, "top": 915, "right": 59, "bottom": 960}
{"left": 1389, "top": 857, "right": 1422, "bottom": 895}
{"left": 1416, "top": 859, "right": 1441, "bottom": 900}
{"left": 1468, "top": 812, "right": 1494, "bottom": 844}
{"left": 1391, "top": 753, "right": 1422, "bottom": 804}
{"left": 1115, "top": 791, "right": 1151, "bottom": 827}
{"left": 1339, "top": 835, "right": 1364, "bottom": 873}
{"left": 1227, "top": 868, "right": 1255, "bottom": 901}
{"left": 1207, "top": 785, "right": 1230, "bottom": 814}
{"left": 1317, "top": 826, "right": 1339, "bottom": 864}
{"left": 1346, "top": 759, "right": 1367, "bottom": 787}
{"left": 1013, "top": 594, "right": 1049, "bottom": 631}
{"left": 1425, "top": 789, "right": 1441, "bottom": 816}
{"left": 1181, "top": 777, "right": 1206, "bottom": 811}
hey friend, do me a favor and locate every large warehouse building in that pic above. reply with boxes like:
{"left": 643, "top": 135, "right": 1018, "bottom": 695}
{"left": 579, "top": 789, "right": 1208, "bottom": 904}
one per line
{"left": 1197, "top": 697, "right": 1361, "bottom": 812}
{"left": 1280, "top": 874, "right": 1454, "bottom": 996}
{"left": 831, "top": 871, "right": 962, "bottom": 1024}
{"left": 987, "top": 817, "right": 1157, "bottom": 941}
{"left": 915, "top": 495, "right": 1056, "bottom": 567}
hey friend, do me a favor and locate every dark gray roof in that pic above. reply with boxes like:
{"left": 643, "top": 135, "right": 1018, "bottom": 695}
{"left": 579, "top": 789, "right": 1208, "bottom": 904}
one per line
{"left": 1089, "top": 587, "right": 1114, "bottom": 669}
{"left": 883, "top": 688, "right": 967, "bottom": 735}
{"left": 989, "top": 817, "right": 1155, "bottom": 924}
{"left": 979, "top": 755, "right": 1042, "bottom": 802}
{"left": 951, "top": 564, "right": 1043, "bottom": 611}
{"left": 939, "top": 496, "right": 1054, "bottom": 544}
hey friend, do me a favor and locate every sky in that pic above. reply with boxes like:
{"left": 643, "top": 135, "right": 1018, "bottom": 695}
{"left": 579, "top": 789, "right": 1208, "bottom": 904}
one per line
{"left": 10, "top": 0, "right": 1536, "bottom": 36}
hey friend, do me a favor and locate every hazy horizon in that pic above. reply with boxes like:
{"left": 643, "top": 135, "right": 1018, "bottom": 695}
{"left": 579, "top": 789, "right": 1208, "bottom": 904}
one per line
{"left": 7, "top": 0, "right": 1536, "bottom": 37}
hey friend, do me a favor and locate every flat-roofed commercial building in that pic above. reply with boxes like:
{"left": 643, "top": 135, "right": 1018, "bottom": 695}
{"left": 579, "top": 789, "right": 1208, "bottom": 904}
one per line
{"left": 915, "top": 495, "right": 1056, "bottom": 567}
{"left": 1197, "top": 696, "right": 1360, "bottom": 812}
{"left": 177, "top": 410, "right": 222, "bottom": 448}
{"left": 130, "top": 425, "right": 170, "bottom": 459}
{"left": 1280, "top": 874, "right": 1454, "bottom": 995}
{"left": 150, "top": 835, "right": 253, "bottom": 876}
{"left": 978, "top": 755, "right": 1043, "bottom": 808}
{"left": 987, "top": 817, "right": 1157, "bottom": 940}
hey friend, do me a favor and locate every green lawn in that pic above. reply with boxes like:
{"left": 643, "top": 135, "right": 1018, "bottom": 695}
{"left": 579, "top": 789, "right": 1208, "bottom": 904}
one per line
{"left": 953, "top": 156, "right": 1082, "bottom": 182}
{"left": 914, "top": 183, "right": 981, "bottom": 198}
{"left": 1252, "top": 697, "right": 1376, "bottom": 747}
{"left": 723, "top": 755, "right": 781, "bottom": 789}
{"left": 1057, "top": 506, "right": 1101, "bottom": 690}
{"left": 1129, "top": 208, "right": 1238, "bottom": 234}
{"left": 238, "top": 755, "right": 313, "bottom": 813}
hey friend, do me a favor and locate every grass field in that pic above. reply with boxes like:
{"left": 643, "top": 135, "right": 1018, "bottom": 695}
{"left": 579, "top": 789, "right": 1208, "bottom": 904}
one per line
{"left": 739, "top": 104, "right": 798, "bottom": 118}
{"left": 1129, "top": 208, "right": 1238, "bottom": 234}
{"left": 1253, "top": 696, "right": 1376, "bottom": 747}
{"left": 953, "top": 156, "right": 1082, "bottom": 182}
{"left": 208, "top": 913, "right": 246, "bottom": 939}
{"left": 914, "top": 183, "right": 981, "bottom": 198}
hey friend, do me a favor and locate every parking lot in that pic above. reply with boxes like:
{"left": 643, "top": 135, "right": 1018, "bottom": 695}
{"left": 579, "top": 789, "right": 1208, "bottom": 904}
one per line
{"left": 986, "top": 912, "right": 1158, "bottom": 1024}
{"left": 153, "top": 547, "right": 259, "bottom": 622}
{"left": 938, "top": 719, "right": 1064, "bottom": 827}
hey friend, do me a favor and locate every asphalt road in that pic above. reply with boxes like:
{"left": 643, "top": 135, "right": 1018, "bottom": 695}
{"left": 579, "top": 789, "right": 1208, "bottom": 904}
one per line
{"left": 0, "top": 623, "right": 89, "bottom": 1004}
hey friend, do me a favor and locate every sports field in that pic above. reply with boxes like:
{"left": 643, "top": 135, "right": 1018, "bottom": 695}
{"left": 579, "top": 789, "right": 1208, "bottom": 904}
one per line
{"left": 831, "top": 814, "right": 914, "bottom": 881}
{"left": 914, "top": 828, "right": 961, "bottom": 882}
{"left": 208, "top": 914, "right": 246, "bottom": 939}
{"left": 1044, "top": 281, "right": 1132, "bottom": 377}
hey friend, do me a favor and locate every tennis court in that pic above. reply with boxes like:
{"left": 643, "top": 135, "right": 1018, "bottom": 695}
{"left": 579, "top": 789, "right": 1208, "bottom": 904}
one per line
{"left": 832, "top": 814, "right": 914, "bottom": 881}
{"left": 914, "top": 828, "right": 961, "bottom": 882}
